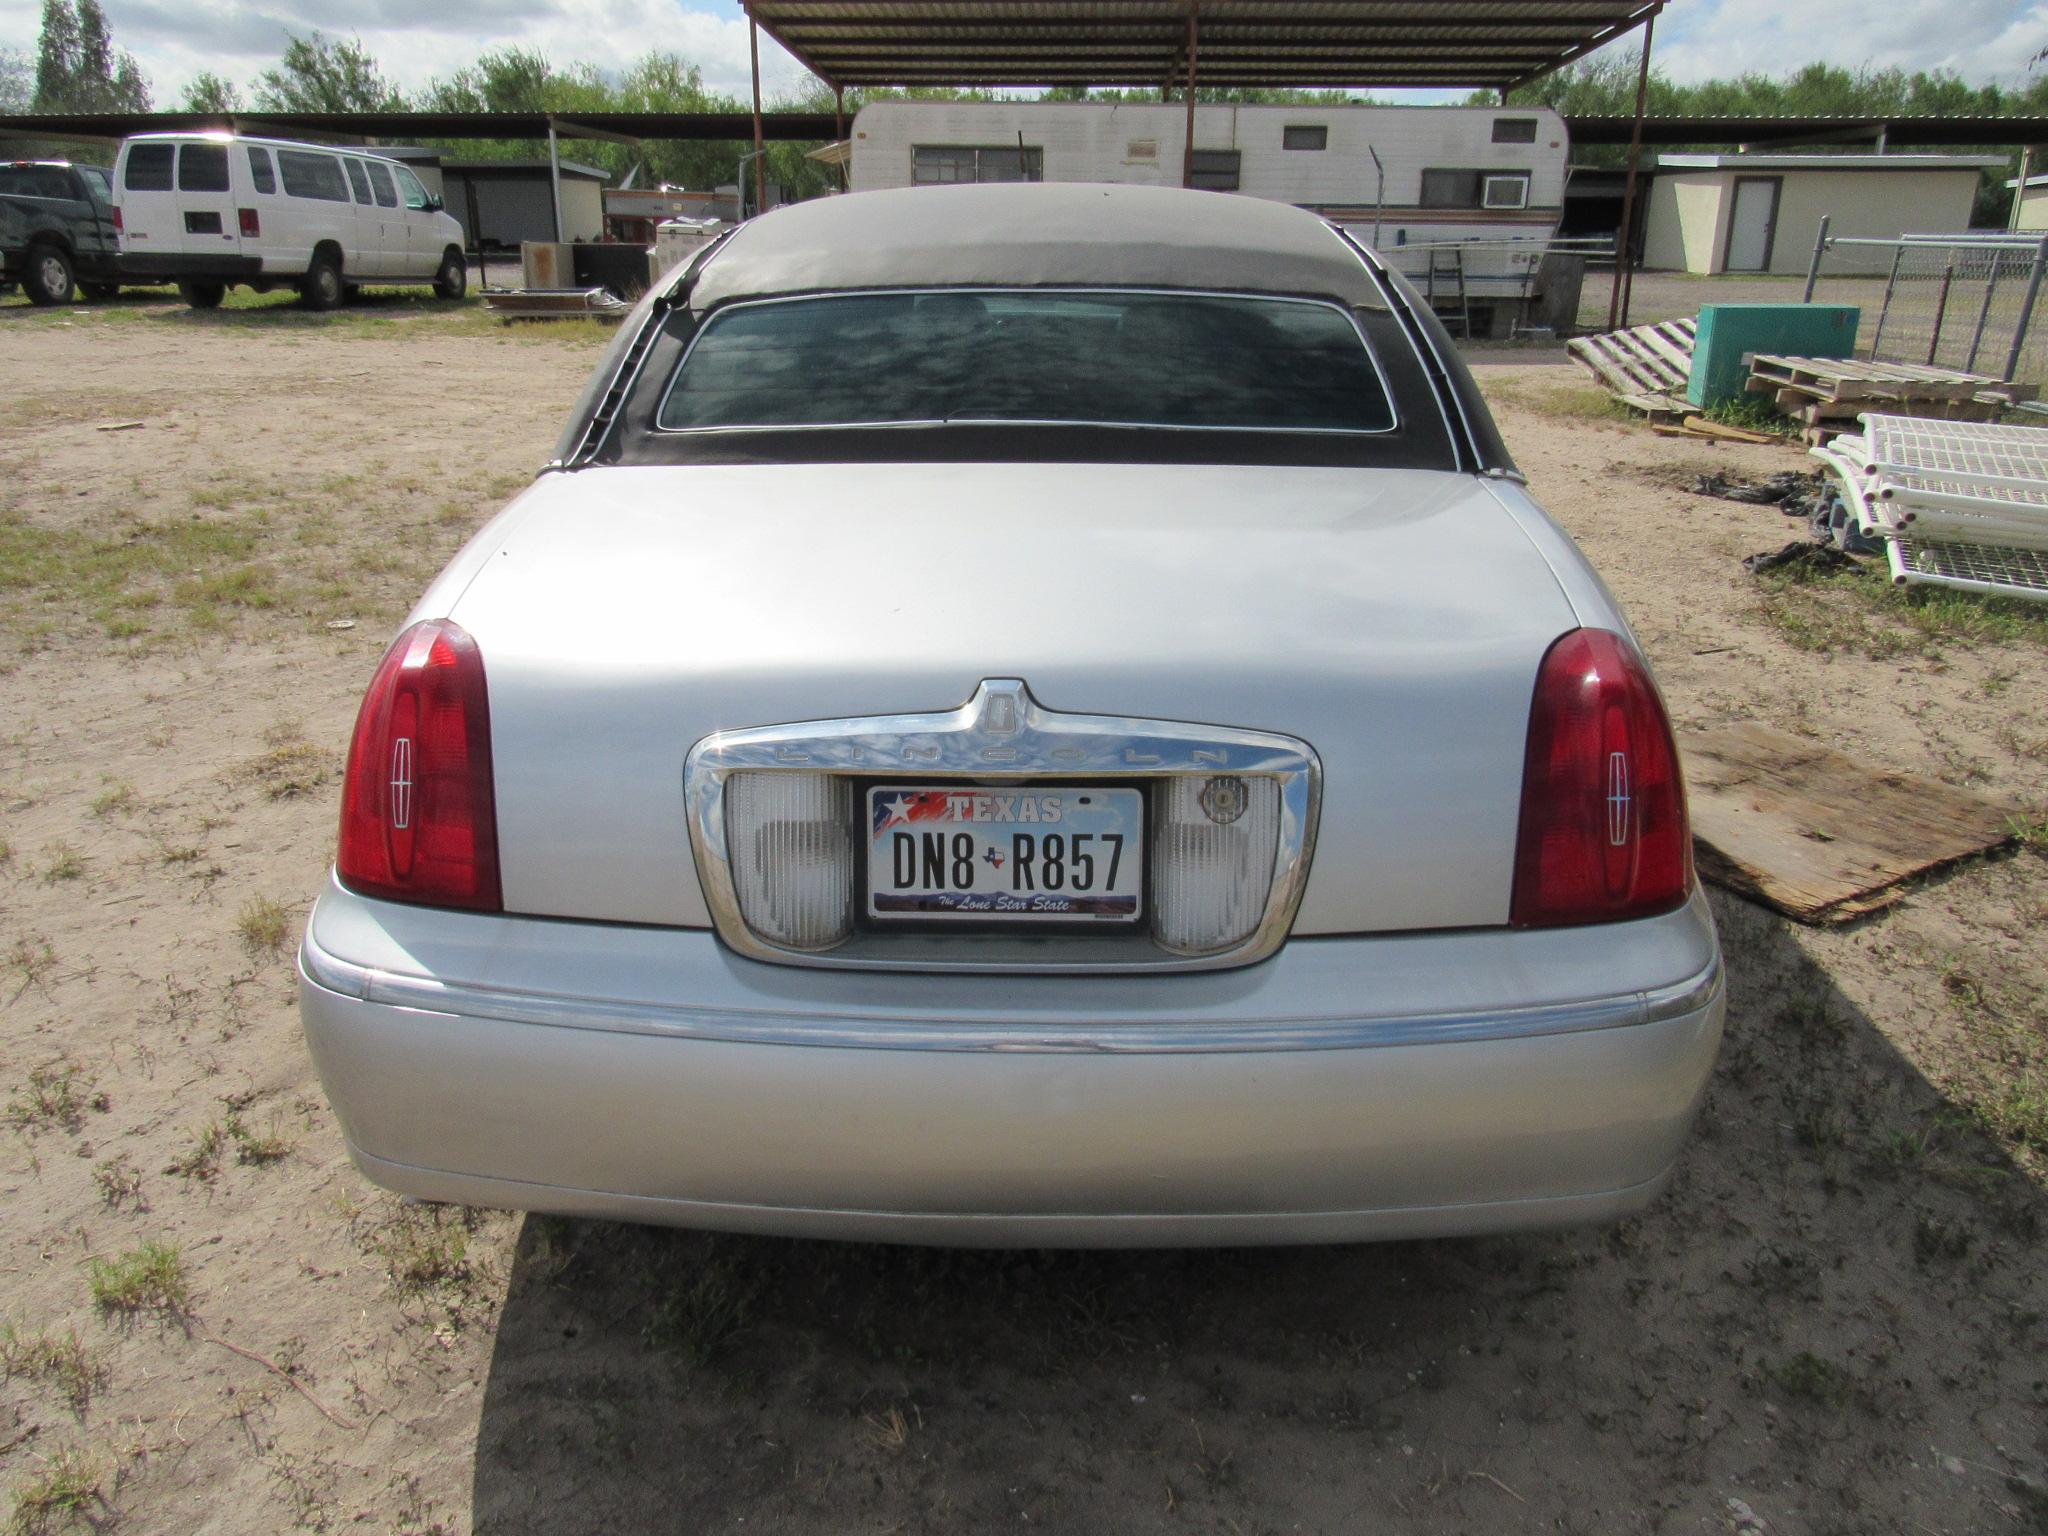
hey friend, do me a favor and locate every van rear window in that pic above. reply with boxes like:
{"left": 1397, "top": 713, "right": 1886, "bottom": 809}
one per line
{"left": 278, "top": 150, "right": 349, "bottom": 203}
{"left": 123, "top": 143, "right": 174, "bottom": 192}
{"left": 247, "top": 147, "right": 276, "bottom": 195}
{"left": 179, "top": 144, "right": 230, "bottom": 192}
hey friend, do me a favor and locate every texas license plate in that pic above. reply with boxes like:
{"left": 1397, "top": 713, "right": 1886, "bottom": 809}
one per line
{"left": 865, "top": 786, "right": 1144, "bottom": 922}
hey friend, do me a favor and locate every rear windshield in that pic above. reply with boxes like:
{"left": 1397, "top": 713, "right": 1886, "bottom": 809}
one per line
{"left": 0, "top": 167, "right": 78, "bottom": 199}
{"left": 179, "top": 144, "right": 229, "bottom": 192}
{"left": 123, "top": 143, "right": 174, "bottom": 192}
{"left": 656, "top": 289, "right": 1395, "bottom": 434}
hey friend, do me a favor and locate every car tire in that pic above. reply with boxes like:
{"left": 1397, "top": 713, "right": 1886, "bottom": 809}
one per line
{"left": 433, "top": 250, "right": 466, "bottom": 301}
{"left": 24, "top": 244, "right": 75, "bottom": 306}
{"left": 81, "top": 282, "right": 121, "bottom": 301}
{"left": 300, "top": 253, "right": 344, "bottom": 311}
{"left": 178, "top": 281, "right": 226, "bottom": 310}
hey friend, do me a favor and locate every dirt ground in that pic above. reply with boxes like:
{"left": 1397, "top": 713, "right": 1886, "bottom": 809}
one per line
{"left": 2, "top": 291, "right": 2047, "bottom": 1536}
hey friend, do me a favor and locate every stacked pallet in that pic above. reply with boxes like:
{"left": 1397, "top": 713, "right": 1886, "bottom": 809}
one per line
{"left": 1810, "top": 415, "right": 2048, "bottom": 602}
{"left": 1747, "top": 356, "right": 2037, "bottom": 446}
{"left": 1564, "top": 318, "right": 1697, "bottom": 418}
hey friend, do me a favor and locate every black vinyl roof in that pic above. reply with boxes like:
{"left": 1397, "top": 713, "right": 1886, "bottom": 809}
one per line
{"left": 743, "top": 0, "right": 1659, "bottom": 91}
{"left": 687, "top": 182, "right": 1388, "bottom": 309}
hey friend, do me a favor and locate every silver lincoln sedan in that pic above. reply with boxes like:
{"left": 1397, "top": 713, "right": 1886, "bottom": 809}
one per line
{"left": 299, "top": 183, "right": 1722, "bottom": 1246}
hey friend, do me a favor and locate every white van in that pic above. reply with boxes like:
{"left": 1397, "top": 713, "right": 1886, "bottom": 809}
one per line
{"left": 112, "top": 132, "right": 468, "bottom": 310}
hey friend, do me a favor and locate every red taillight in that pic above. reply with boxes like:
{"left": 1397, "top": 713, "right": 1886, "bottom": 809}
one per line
{"left": 111, "top": 206, "right": 122, "bottom": 234}
{"left": 337, "top": 619, "right": 501, "bottom": 912}
{"left": 237, "top": 207, "right": 260, "bottom": 237}
{"left": 1511, "top": 628, "right": 1691, "bottom": 928}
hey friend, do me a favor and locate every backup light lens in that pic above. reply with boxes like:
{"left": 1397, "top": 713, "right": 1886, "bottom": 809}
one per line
{"left": 336, "top": 619, "right": 501, "bottom": 912}
{"left": 1152, "top": 775, "right": 1281, "bottom": 953}
{"left": 1511, "top": 628, "right": 1692, "bottom": 928}
{"left": 724, "top": 772, "right": 854, "bottom": 951}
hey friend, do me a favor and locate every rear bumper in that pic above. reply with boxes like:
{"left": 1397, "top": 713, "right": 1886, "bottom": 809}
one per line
{"left": 299, "top": 878, "right": 1724, "bottom": 1246}
{"left": 115, "top": 252, "right": 264, "bottom": 281}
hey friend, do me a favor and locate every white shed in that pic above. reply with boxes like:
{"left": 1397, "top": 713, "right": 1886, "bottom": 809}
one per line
{"left": 1642, "top": 154, "right": 2004, "bottom": 275}
{"left": 2009, "top": 172, "right": 2048, "bottom": 233}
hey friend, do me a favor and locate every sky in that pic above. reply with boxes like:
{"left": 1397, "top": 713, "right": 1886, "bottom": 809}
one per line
{"left": 0, "top": 0, "right": 2042, "bottom": 109}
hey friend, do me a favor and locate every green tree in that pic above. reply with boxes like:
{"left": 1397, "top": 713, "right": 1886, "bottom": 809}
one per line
{"left": 255, "top": 32, "right": 405, "bottom": 113}
{"left": 180, "top": 70, "right": 242, "bottom": 112}
{"left": 31, "top": 0, "right": 148, "bottom": 111}
{"left": 0, "top": 47, "right": 30, "bottom": 113}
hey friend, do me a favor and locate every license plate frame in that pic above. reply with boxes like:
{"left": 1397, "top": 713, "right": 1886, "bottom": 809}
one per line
{"left": 863, "top": 784, "right": 1145, "bottom": 924}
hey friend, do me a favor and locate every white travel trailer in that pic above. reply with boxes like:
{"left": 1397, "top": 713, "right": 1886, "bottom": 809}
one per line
{"left": 112, "top": 132, "right": 468, "bottom": 311}
{"left": 849, "top": 101, "right": 1569, "bottom": 325}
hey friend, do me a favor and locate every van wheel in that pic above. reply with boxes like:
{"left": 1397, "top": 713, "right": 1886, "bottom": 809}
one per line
{"left": 81, "top": 282, "right": 121, "bottom": 301}
{"left": 433, "top": 250, "right": 466, "bottom": 301}
{"left": 178, "top": 281, "right": 226, "bottom": 310}
{"left": 24, "top": 244, "right": 75, "bottom": 305}
{"left": 300, "top": 253, "right": 344, "bottom": 311}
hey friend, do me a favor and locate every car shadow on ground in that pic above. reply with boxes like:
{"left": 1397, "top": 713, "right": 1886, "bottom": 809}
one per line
{"left": 468, "top": 885, "right": 2048, "bottom": 1534}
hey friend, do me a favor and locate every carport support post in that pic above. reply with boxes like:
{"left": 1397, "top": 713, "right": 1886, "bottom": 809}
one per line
{"left": 1605, "top": 6, "right": 1658, "bottom": 333}
{"left": 547, "top": 121, "right": 565, "bottom": 245}
{"left": 1180, "top": 2, "right": 1199, "bottom": 189}
{"left": 1802, "top": 214, "right": 1830, "bottom": 304}
{"left": 749, "top": 10, "right": 767, "bottom": 218}
{"left": 835, "top": 84, "right": 848, "bottom": 191}
{"left": 2006, "top": 236, "right": 2048, "bottom": 384}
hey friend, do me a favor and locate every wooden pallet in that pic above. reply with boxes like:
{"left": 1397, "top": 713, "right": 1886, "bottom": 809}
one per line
{"left": 1747, "top": 355, "right": 2034, "bottom": 405}
{"left": 1566, "top": 317, "right": 1697, "bottom": 417}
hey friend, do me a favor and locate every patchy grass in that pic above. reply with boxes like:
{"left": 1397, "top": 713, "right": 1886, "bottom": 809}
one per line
{"left": 359, "top": 1204, "right": 486, "bottom": 1318}
{"left": 86, "top": 1241, "right": 190, "bottom": 1320}
{"left": 5, "top": 933, "right": 56, "bottom": 992}
{"left": 228, "top": 1111, "right": 295, "bottom": 1167}
{"left": 1752, "top": 557, "right": 2048, "bottom": 659}
{"left": 236, "top": 896, "right": 293, "bottom": 958}
{"left": 1483, "top": 378, "right": 1637, "bottom": 426}
{"left": 167, "top": 1120, "right": 228, "bottom": 1183}
{"left": 643, "top": 1240, "right": 761, "bottom": 1366}
{"left": 1767, "top": 1350, "right": 1859, "bottom": 1410}
{"left": 90, "top": 1154, "right": 147, "bottom": 1212}
{"left": 236, "top": 739, "right": 339, "bottom": 802}
{"left": 1700, "top": 393, "right": 1799, "bottom": 440}
{"left": 7, "top": 1445, "right": 112, "bottom": 1534}
{"left": 35, "top": 843, "right": 84, "bottom": 885}
{"left": 5, "top": 1062, "right": 108, "bottom": 1133}
{"left": 0, "top": 1322, "right": 106, "bottom": 1415}
{"left": 87, "top": 780, "right": 135, "bottom": 819}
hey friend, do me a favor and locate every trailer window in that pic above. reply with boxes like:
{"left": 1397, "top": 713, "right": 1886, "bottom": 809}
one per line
{"left": 1492, "top": 118, "right": 1539, "bottom": 144}
{"left": 1188, "top": 151, "right": 1241, "bottom": 191}
{"left": 1282, "top": 125, "right": 1328, "bottom": 151}
{"left": 365, "top": 161, "right": 398, "bottom": 208}
{"left": 278, "top": 150, "right": 350, "bottom": 203}
{"left": 247, "top": 147, "right": 276, "bottom": 194}
{"left": 1482, "top": 173, "right": 1531, "bottom": 210}
{"left": 123, "top": 143, "right": 174, "bottom": 192}
{"left": 911, "top": 146, "right": 1043, "bottom": 184}
{"left": 1420, "top": 169, "right": 1481, "bottom": 208}
{"left": 659, "top": 289, "right": 1394, "bottom": 435}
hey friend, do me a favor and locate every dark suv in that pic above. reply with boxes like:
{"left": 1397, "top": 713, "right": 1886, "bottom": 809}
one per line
{"left": 1, "top": 160, "right": 123, "bottom": 304}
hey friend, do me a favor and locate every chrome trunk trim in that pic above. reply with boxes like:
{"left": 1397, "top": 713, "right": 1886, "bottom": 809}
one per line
{"left": 681, "top": 679, "right": 1321, "bottom": 972}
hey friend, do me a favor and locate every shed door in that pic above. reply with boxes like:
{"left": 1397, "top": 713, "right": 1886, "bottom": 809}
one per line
{"left": 1724, "top": 176, "right": 1782, "bottom": 273}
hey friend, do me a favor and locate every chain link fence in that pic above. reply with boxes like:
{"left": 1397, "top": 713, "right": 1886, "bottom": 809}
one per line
{"left": 1801, "top": 224, "right": 2048, "bottom": 387}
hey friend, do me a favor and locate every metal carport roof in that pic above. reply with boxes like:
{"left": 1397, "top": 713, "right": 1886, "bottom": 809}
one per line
{"left": 742, "top": 0, "right": 1660, "bottom": 92}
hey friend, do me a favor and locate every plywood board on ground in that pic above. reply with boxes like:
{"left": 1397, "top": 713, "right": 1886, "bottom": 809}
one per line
{"left": 1681, "top": 721, "right": 2016, "bottom": 922}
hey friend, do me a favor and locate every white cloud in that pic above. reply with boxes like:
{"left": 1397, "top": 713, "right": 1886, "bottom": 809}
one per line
{"left": 2, "top": 0, "right": 2040, "bottom": 112}
{"left": 0, "top": 0, "right": 815, "bottom": 107}
{"left": 1656, "top": 0, "right": 2048, "bottom": 87}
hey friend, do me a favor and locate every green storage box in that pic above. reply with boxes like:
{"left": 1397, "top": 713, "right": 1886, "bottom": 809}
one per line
{"left": 1686, "top": 304, "right": 1860, "bottom": 408}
